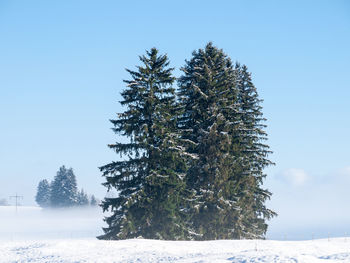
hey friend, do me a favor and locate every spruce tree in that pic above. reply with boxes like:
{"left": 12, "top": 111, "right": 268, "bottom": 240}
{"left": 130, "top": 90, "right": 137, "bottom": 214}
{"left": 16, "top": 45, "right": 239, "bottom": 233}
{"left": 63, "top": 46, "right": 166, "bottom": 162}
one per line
{"left": 50, "top": 166, "right": 78, "bottom": 207}
{"left": 90, "top": 195, "right": 98, "bottom": 206}
{"left": 231, "top": 63, "right": 276, "bottom": 238}
{"left": 178, "top": 43, "right": 275, "bottom": 240}
{"left": 99, "top": 48, "right": 187, "bottom": 240}
{"left": 178, "top": 43, "right": 243, "bottom": 240}
{"left": 77, "top": 189, "right": 89, "bottom": 206}
{"left": 35, "top": 179, "right": 51, "bottom": 207}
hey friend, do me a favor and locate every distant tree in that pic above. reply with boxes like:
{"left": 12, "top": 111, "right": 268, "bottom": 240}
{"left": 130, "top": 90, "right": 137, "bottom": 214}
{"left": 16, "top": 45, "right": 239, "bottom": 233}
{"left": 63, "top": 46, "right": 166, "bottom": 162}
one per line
{"left": 35, "top": 179, "right": 51, "bottom": 207}
{"left": 90, "top": 195, "right": 98, "bottom": 206}
{"left": 50, "top": 166, "right": 78, "bottom": 207}
{"left": 0, "top": 198, "right": 9, "bottom": 206}
{"left": 77, "top": 189, "right": 89, "bottom": 206}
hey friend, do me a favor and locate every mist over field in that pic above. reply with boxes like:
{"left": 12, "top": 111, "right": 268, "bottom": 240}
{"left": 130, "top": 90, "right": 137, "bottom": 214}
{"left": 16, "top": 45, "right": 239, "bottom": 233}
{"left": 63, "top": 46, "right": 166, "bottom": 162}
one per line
{"left": 1, "top": 206, "right": 350, "bottom": 262}
{"left": 0, "top": 205, "right": 348, "bottom": 242}
{"left": 0, "top": 206, "right": 103, "bottom": 240}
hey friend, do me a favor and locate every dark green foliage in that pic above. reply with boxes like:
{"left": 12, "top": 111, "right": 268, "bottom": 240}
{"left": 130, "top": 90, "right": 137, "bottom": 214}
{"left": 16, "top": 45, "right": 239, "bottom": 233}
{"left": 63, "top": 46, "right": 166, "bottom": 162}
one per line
{"left": 50, "top": 166, "right": 78, "bottom": 207}
{"left": 178, "top": 43, "right": 243, "bottom": 239}
{"left": 99, "top": 48, "right": 188, "bottom": 240}
{"left": 35, "top": 179, "right": 51, "bottom": 207}
{"left": 230, "top": 63, "right": 277, "bottom": 238}
{"left": 100, "top": 43, "right": 275, "bottom": 241}
{"left": 178, "top": 43, "right": 276, "bottom": 240}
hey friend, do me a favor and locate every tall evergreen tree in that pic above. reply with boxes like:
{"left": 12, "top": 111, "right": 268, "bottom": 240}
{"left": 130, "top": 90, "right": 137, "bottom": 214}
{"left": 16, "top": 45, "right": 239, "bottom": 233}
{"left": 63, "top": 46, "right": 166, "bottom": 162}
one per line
{"left": 230, "top": 63, "right": 276, "bottom": 238}
{"left": 178, "top": 43, "right": 275, "bottom": 240}
{"left": 35, "top": 179, "right": 51, "bottom": 207}
{"left": 99, "top": 48, "right": 188, "bottom": 240}
{"left": 178, "top": 43, "right": 243, "bottom": 240}
{"left": 50, "top": 166, "right": 78, "bottom": 207}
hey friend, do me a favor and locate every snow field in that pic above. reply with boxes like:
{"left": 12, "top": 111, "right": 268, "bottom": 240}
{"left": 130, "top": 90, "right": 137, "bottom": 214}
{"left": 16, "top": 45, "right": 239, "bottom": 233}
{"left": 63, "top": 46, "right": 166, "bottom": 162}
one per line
{"left": 1, "top": 238, "right": 350, "bottom": 263}
{"left": 1, "top": 206, "right": 349, "bottom": 262}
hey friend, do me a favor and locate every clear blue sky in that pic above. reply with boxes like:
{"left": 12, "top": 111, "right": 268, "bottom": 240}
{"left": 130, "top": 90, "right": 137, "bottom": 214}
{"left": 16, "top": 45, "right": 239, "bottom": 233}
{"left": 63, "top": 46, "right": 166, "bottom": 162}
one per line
{"left": 1, "top": 0, "right": 349, "bottom": 239}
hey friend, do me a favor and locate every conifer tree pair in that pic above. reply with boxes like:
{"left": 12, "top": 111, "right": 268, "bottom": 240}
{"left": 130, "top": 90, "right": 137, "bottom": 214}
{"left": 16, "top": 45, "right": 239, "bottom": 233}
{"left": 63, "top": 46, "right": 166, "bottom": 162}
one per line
{"left": 99, "top": 43, "right": 276, "bottom": 240}
{"left": 36, "top": 165, "right": 98, "bottom": 208}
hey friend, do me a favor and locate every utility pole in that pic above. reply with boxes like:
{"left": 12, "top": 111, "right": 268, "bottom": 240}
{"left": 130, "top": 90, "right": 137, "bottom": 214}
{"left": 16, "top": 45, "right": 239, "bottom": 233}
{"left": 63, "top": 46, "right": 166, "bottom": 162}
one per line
{"left": 10, "top": 193, "right": 23, "bottom": 213}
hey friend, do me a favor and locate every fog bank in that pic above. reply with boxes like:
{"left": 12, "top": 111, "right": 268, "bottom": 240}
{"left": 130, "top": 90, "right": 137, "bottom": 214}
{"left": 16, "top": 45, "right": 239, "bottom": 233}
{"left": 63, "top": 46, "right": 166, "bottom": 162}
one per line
{"left": 0, "top": 206, "right": 103, "bottom": 240}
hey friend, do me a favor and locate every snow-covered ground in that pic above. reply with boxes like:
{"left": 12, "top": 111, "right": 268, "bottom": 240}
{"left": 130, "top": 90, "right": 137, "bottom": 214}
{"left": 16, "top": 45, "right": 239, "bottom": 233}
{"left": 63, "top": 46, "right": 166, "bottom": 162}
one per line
{"left": 1, "top": 206, "right": 350, "bottom": 262}
{"left": 1, "top": 238, "right": 350, "bottom": 263}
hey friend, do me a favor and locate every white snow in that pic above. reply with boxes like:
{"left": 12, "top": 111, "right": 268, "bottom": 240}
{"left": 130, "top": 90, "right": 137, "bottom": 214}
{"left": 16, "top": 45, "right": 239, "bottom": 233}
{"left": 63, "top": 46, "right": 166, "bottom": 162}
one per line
{"left": 1, "top": 238, "right": 350, "bottom": 263}
{"left": 1, "top": 206, "right": 350, "bottom": 262}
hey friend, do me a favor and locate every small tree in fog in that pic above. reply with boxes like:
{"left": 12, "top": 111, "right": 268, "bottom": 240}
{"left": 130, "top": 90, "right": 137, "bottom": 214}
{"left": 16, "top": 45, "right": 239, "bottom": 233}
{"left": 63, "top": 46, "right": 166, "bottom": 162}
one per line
{"left": 77, "top": 189, "right": 89, "bottom": 206}
{"left": 35, "top": 179, "right": 51, "bottom": 207}
{"left": 36, "top": 166, "right": 97, "bottom": 208}
{"left": 50, "top": 166, "right": 78, "bottom": 207}
{"left": 90, "top": 195, "right": 98, "bottom": 206}
{"left": 0, "top": 198, "right": 9, "bottom": 206}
